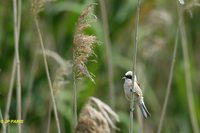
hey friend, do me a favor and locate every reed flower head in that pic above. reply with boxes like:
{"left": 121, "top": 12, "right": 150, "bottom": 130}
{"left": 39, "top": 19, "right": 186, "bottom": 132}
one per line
{"left": 31, "top": 0, "right": 44, "bottom": 17}
{"left": 73, "top": 4, "right": 97, "bottom": 82}
{"left": 31, "top": 0, "right": 55, "bottom": 17}
{"left": 41, "top": 50, "right": 72, "bottom": 95}
{"left": 76, "top": 97, "right": 119, "bottom": 133}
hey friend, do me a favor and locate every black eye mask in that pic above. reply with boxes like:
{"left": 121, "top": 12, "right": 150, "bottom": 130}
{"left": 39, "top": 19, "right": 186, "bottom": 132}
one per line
{"left": 125, "top": 75, "right": 132, "bottom": 79}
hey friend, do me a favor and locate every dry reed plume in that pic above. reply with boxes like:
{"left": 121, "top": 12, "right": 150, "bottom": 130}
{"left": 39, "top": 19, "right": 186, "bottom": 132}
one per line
{"left": 76, "top": 97, "right": 119, "bottom": 133}
{"left": 73, "top": 4, "right": 98, "bottom": 128}
{"left": 31, "top": 0, "right": 44, "bottom": 17}
{"left": 73, "top": 4, "right": 97, "bottom": 82}
{"left": 31, "top": 0, "right": 55, "bottom": 17}
{"left": 43, "top": 50, "right": 72, "bottom": 95}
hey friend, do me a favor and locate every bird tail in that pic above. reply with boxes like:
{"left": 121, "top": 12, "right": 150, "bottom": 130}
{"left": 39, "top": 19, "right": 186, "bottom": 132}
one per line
{"left": 139, "top": 101, "right": 151, "bottom": 119}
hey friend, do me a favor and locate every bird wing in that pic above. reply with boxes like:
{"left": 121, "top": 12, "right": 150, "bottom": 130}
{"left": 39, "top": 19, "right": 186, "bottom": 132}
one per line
{"left": 137, "top": 81, "right": 141, "bottom": 88}
{"left": 133, "top": 82, "right": 142, "bottom": 96}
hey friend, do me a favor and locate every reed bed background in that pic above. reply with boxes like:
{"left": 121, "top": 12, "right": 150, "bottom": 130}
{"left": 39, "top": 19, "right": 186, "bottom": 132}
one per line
{"left": 0, "top": 0, "right": 200, "bottom": 133}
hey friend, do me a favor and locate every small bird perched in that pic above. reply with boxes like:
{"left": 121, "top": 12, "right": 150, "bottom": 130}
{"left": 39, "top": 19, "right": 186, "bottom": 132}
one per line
{"left": 122, "top": 71, "right": 150, "bottom": 119}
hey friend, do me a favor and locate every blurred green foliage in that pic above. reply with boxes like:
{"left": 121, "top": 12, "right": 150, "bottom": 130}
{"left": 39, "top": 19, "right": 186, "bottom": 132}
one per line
{"left": 0, "top": 0, "right": 200, "bottom": 132}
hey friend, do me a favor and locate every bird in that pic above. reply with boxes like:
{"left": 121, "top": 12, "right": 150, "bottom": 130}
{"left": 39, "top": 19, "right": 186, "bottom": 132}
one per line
{"left": 122, "top": 71, "right": 151, "bottom": 119}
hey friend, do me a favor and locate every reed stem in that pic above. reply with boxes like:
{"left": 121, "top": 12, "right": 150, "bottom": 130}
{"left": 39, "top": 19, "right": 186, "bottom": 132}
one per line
{"left": 13, "top": 0, "right": 22, "bottom": 132}
{"left": 99, "top": 0, "right": 115, "bottom": 108}
{"left": 130, "top": 0, "right": 141, "bottom": 132}
{"left": 34, "top": 18, "right": 61, "bottom": 133}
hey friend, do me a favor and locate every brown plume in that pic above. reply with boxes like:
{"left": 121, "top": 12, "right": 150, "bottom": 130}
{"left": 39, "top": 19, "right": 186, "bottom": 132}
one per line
{"left": 76, "top": 97, "right": 119, "bottom": 133}
{"left": 73, "top": 4, "right": 97, "bottom": 82}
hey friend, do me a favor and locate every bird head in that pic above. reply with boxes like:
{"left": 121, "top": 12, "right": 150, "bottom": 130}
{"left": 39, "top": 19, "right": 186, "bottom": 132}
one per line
{"left": 122, "top": 71, "right": 137, "bottom": 81}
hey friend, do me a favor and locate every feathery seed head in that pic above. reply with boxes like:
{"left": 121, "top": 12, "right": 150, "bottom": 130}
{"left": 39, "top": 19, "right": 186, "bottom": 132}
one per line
{"left": 76, "top": 97, "right": 119, "bottom": 133}
{"left": 73, "top": 4, "right": 97, "bottom": 82}
{"left": 31, "top": 0, "right": 55, "bottom": 17}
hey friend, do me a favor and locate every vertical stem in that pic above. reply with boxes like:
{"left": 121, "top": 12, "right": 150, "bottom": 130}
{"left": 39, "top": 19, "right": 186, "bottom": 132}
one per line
{"left": 136, "top": 107, "right": 143, "bottom": 133}
{"left": 4, "top": 58, "right": 16, "bottom": 132}
{"left": 73, "top": 70, "right": 77, "bottom": 130}
{"left": 99, "top": 0, "right": 115, "bottom": 107}
{"left": 0, "top": 108, "right": 6, "bottom": 133}
{"left": 46, "top": 104, "right": 52, "bottom": 133}
{"left": 156, "top": 18, "right": 180, "bottom": 133}
{"left": 129, "top": 93, "right": 134, "bottom": 133}
{"left": 179, "top": 6, "right": 200, "bottom": 133}
{"left": 23, "top": 54, "right": 38, "bottom": 119}
{"left": 130, "top": 0, "right": 141, "bottom": 133}
{"left": 72, "top": 41, "right": 77, "bottom": 130}
{"left": 34, "top": 18, "right": 61, "bottom": 133}
{"left": 13, "top": 0, "right": 21, "bottom": 132}
{"left": 22, "top": 53, "right": 38, "bottom": 132}
{"left": 133, "top": 0, "right": 140, "bottom": 72}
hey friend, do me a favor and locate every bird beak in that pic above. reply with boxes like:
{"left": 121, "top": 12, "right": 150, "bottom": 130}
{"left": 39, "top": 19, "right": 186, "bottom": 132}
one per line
{"left": 122, "top": 77, "right": 126, "bottom": 80}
